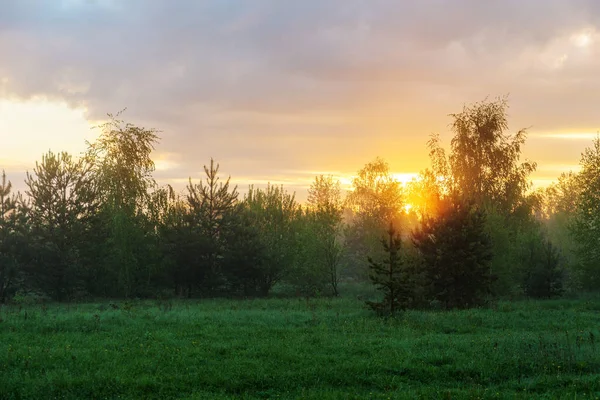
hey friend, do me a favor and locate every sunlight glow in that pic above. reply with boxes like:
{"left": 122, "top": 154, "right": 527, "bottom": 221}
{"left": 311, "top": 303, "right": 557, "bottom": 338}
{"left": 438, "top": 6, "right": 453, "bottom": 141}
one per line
{"left": 153, "top": 153, "right": 181, "bottom": 172}
{"left": 533, "top": 132, "right": 599, "bottom": 140}
{"left": 572, "top": 32, "right": 592, "bottom": 48}
{"left": 392, "top": 172, "right": 419, "bottom": 185}
{"left": 0, "top": 97, "right": 96, "bottom": 169}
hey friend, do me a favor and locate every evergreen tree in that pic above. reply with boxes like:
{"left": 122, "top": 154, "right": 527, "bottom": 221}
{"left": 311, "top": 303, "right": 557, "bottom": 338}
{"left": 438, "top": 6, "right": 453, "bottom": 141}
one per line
{"left": 221, "top": 204, "right": 267, "bottom": 296}
{"left": 156, "top": 190, "right": 204, "bottom": 297}
{"left": 524, "top": 239, "right": 564, "bottom": 299}
{"left": 0, "top": 171, "right": 21, "bottom": 302}
{"left": 187, "top": 158, "right": 239, "bottom": 293}
{"left": 424, "top": 97, "right": 538, "bottom": 296}
{"left": 412, "top": 201, "right": 493, "bottom": 309}
{"left": 25, "top": 152, "right": 98, "bottom": 300}
{"left": 366, "top": 223, "right": 411, "bottom": 315}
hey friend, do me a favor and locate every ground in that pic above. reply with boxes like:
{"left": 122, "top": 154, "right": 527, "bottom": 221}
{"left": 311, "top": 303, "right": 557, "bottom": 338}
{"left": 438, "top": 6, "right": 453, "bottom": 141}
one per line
{"left": 1, "top": 291, "right": 600, "bottom": 399}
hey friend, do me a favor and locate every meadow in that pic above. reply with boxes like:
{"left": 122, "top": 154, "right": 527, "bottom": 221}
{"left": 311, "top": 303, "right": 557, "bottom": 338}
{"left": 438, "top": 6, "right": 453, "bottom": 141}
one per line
{"left": 1, "top": 290, "right": 600, "bottom": 399}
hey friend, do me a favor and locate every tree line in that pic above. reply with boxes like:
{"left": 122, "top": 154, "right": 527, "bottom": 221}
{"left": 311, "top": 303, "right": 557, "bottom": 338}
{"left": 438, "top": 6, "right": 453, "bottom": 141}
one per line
{"left": 0, "top": 99, "right": 598, "bottom": 312}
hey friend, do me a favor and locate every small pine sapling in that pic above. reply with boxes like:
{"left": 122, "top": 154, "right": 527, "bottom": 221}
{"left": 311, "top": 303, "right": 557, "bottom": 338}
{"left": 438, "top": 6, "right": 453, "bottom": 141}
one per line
{"left": 366, "top": 222, "right": 412, "bottom": 315}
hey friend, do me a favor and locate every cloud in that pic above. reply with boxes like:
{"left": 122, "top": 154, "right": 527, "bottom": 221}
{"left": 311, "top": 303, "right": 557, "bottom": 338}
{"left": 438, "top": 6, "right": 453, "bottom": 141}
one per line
{"left": 1, "top": 0, "right": 600, "bottom": 198}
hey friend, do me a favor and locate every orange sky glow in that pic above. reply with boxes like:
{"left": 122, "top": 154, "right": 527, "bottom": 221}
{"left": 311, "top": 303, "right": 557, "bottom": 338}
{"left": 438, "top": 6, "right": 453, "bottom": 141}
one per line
{"left": 1, "top": 2, "right": 599, "bottom": 202}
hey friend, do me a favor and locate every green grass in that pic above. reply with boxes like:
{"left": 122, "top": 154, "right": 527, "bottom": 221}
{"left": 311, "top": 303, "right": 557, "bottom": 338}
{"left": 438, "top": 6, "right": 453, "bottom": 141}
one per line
{"left": 1, "top": 294, "right": 600, "bottom": 399}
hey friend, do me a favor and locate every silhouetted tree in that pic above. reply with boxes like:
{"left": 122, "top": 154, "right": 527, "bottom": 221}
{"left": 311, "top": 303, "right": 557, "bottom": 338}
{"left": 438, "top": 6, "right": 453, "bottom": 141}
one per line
{"left": 412, "top": 201, "right": 493, "bottom": 309}
{"left": 86, "top": 111, "right": 159, "bottom": 297}
{"left": 221, "top": 204, "right": 267, "bottom": 296}
{"left": 540, "top": 171, "right": 580, "bottom": 290}
{"left": 187, "top": 158, "right": 239, "bottom": 293}
{"left": 25, "top": 151, "right": 98, "bottom": 300}
{"left": 0, "top": 171, "right": 22, "bottom": 302}
{"left": 366, "top": 223, "right": 411, "bottom": 315}
{"left": 428, "top": 96, "right": 536, "bottom": 213}
{"left": 423, "top": 97, "right": 539, "bottom": 296}
{"left": 244, "top": 184, "right": 300, "bottom": 296}
{"left": 572, "top": 136, "right": 600, "bottom": 289}
{"left": 292, "top": 175, "right": 344, "bottom": 296}
{"left": 345, "top": 158, "right": 404, "bottom": 279}
{"left": 155, "top": 189, "right": 204, "bottom": 297}
{"left": 524, "top": 239, "right": 564, "bottom": 299}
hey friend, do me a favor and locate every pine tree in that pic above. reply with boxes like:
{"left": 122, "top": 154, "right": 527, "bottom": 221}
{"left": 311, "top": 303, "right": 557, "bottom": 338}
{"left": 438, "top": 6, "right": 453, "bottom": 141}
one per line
{"left": 187, "top": 158, "right": 239, "bottom": 293}
{"left": 0, "top": 171, "right": 19, "bottom": 302}
{"left": 366, "top": 222, "right": 411, "bottom": 315}
{"left": 412, "top": 201, "right": 493, "bottom": 309}
{"left": 25, "top": 152, "right": 98, "bottom": 300}
{"left": 524, "top": 240, "right": 564, "bottom": 299}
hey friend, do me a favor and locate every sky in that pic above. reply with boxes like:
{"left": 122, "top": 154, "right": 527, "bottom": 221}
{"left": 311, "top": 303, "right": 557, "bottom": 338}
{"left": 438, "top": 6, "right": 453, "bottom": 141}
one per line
{"left": 1, "top": 0, "right": 599, "bottom": 200}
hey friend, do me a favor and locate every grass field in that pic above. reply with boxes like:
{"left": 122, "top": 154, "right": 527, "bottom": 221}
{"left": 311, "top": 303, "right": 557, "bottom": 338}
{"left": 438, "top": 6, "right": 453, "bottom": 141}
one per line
{"left": 1, "top": 292, "right": 600, "bottom": 399}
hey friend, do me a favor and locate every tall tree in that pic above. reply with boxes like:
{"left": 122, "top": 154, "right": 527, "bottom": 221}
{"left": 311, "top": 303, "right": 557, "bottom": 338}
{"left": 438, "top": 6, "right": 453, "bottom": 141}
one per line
{"left": 187, "top": 158, "right": 239, "bottom": 293}
{"left": 428, "top": 97, "right": 536, "bottom": 214}
{"left": 423, "top": 97, "right": 540, "bottom": 296}
{"left": 244, "top": 184, "right": 300, "bottom": 296}
{"left": 88, "top": 110, "right": 159, "bottom": 212}
{"left": 0, "top": 171, "right": 21, "bottom": 302}
{"left": 412, "top": 201, "right": 493, "bottom": 309}
{"left": 541, "top": 171, "right": 580, "bottom": 289}
{"left": 345, "top": 158, "right": 404, "bottom": 279}
{"left": 346, "top": 158, "right": 403, "bottom": 223}
{"left": 523, "top": 238, "right": 564, "bottom": 299}
{"left": 154, "top": 188, "right": 200, "bottom": 297}
{"left": 571, "top": 136, "right": 600, "bottom": 289}
{"left": 86, "top": 110, "right": 160, "bottom": 297}
{"left": 25, "top": 151, "right": 98, "bottom": 300}
{"left": 305, "top": 175, "right": 344, "bottom": 296}
{"left": 221, "top": 203, "right": 267, "bottom": 297}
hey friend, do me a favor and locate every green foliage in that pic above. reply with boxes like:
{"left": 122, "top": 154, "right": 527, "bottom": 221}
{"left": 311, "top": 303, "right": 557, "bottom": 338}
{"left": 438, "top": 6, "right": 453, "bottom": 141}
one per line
{"left": 412, "top": 201, "right": 494, "bottom": 309}
{"left": 0, "top": 171, "right": 23, "bottom": 302}
{"left": 85, "top": 111, "right": 160, "bottom": 298}
{"left": 24, "top": 152, "right": 98, "bottom": 300}
{"left": 346, "top": 157, "right": 403, "bottom": 223}
{"left": 154, "top": 188, "right": 203, "bottom": 297}
{"left": 345, "top": 158, "right": 404, "bottom": 279}
{"left": 524, "top": 239, "right": 565, "bottom": 299}
{"left": 422, "top": 97, "right": 540, "bottom": 299}
{"left": 244, "top": 184, "right": 300, "bottom": 296}
{"left": 430, "top": 96, "right": 536, "bottom": 212}
{"left": 186, "top": 158, "right": 239, "bottom": 293}
{"left": 87, "top": 110, "right": 159, "bottom": 212}
{"left": 290, "top": 175, "right": 345, "bottom": 297}
{"left": 366, "top": 223, "right": 412, "bottom": 315}
{"left": 221, "top": 204, "right": 267, "bottom": 297}
{"left": 571, "top": 136, "right": 600, "bottom": 289}
{"left": 287, "top": 213, "right": 330, "bottom": 296}
{"left": 538, "top": 172, "right": 581, "bottom": 291}
{"left": 1, "top": 96, "right": 598, "bottom": 308}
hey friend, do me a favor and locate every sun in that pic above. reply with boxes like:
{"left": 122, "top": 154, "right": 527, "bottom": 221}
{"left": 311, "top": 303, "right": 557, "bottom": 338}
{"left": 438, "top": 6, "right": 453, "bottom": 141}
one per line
{"left": 392, "top": 172, "right": 419, "bottom": 186}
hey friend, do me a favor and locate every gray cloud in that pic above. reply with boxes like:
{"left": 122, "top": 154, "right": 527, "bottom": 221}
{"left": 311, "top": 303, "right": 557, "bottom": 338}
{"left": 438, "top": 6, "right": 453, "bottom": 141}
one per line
{"left": 1, "top": 0, "right": 600, "bottom": 197}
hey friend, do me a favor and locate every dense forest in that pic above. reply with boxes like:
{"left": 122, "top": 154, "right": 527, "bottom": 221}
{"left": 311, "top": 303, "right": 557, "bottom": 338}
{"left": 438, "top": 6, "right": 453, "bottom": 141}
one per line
{"left": 0, "top": 97, "right": 598, "bottom": 311}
